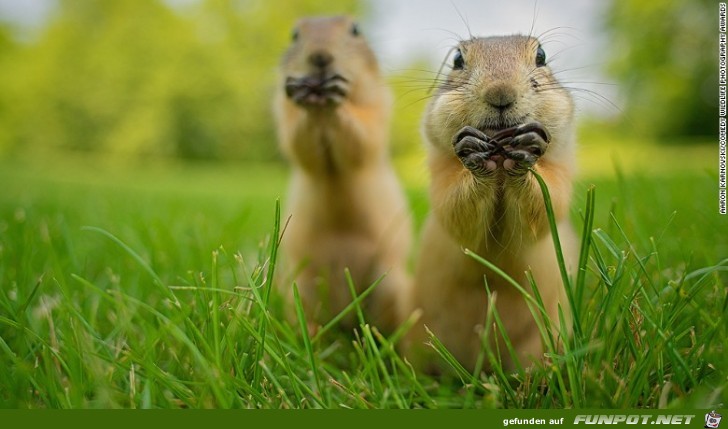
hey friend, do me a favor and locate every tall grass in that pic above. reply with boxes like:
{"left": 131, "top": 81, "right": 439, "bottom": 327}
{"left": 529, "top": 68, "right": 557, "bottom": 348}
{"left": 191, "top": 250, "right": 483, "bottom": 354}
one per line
{"left": 0, "top": 156, "right": 725, "bottom": 408}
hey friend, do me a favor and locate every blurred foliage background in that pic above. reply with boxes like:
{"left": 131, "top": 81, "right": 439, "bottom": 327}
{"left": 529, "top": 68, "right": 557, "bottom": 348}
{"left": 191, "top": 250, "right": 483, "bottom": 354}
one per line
{"left": 0, "top": 0, "right": 363, "bottom": 162}
{"left": 0, "top": 0, "right": 716, "bottom": 163}
{"left": 605, "top": 0, "right": 715, "bottom": 139}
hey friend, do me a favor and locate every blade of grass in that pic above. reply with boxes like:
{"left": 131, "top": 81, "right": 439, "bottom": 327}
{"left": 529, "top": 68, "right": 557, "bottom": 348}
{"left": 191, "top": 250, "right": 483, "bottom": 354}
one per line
{"left": 80, "top": 226, "right": 171, "bottom": 298}
{"left": 292, "top": 282, "right": 325, "bottom": 403}
{"left": 556, "top": 304, "right": 580, "bottom": 408}
{"left": 344, "top": 271, "right": 407, "bottom": 407}
{"left": 253, "top": 199, "right": 282, "bottom": 387}
{"left": 361, "top": 324, "right": 406, "bottom": 408}
{"left": 210, "top": 250, "right": 222, "bottom": 368}
{"left": 424, "top": 325, "right": 473, "bottom": 385}
{"left": 345, "top": 268, "right": 367, "bottom": 327}
{"left": 230, "top": 307, "right": 324, "bottom": 407}
{"left": 576, "top": 185, "right": 596, "bottom": 312}
{"left": 464, "top": 250, "right": 546, "bottom": 315}
{"left": 465, "top": 280, "right": 498, "bottom": 408}
{"left": 312, "top": 273, "right": 383, "bottom": 344}
{"left": 529, "top": 168, "right": 581, "bottom": 337}
{"left": 18, "top": 274, "right": 44, "bottom": 315}
{"left": 370, "top": 323, "right": 436, "bottom": 408}
{"left": 71, "top": 273, "right": 232, "bottom": 407}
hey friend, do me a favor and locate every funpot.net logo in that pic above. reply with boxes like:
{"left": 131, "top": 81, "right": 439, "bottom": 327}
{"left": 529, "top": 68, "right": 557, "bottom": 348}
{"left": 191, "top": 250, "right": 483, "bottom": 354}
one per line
{"left": 705, "top": 411, "right": 722, "bottom": 429}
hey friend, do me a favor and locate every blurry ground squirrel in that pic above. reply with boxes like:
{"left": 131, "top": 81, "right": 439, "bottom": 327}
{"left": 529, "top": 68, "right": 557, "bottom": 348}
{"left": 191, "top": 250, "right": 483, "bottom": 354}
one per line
{"left": 404, "top": 35, "right": 578, "bottom": 372}
{"left": 274, "top": 16, "right": 412, "bottom": 333}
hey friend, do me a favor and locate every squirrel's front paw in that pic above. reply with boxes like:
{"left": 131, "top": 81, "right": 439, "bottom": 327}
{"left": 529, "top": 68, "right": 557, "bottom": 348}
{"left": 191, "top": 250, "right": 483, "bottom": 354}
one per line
{"left": 453, "top": 126, "right": 499, "bottom": 176}
{"left": 285, "top": 74, "right": 349, "bottom": 107}
{"left": 501, "top": 122, "right": 551, "bottom": 174}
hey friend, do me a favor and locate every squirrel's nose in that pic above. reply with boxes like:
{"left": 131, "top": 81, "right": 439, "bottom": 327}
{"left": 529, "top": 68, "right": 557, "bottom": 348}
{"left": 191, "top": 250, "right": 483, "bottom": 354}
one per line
{"left": 309, "top": 50, "right": 333, "bottom": 69}
{"left": 484, "top": 83, "right": 517, "bottom": 112}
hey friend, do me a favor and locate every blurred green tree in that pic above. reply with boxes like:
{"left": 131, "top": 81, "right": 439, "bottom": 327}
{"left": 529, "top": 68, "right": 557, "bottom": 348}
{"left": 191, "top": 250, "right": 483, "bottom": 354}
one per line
{"left": 0, "top": 0, "right": 361, "bottom": 161}
{"left": 605, "top": 0, "right": 715, "bottom": 140}
{"left": 0, "top": 23, "right": 12, "bottom": 52}
{"left": 388, "top": 64, "right": 431, "bottom": 159}
{"left": 0, "top": 24, "right": 16, "bottom": 150}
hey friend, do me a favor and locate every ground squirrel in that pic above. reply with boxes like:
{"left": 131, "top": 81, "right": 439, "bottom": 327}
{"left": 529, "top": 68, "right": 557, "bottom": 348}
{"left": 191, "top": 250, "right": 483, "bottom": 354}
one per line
{"left": 274, "top": 16, "right": 411, "bottom": 333}
{"left": 405, "top": 35, "right": 578, "bottom": 372}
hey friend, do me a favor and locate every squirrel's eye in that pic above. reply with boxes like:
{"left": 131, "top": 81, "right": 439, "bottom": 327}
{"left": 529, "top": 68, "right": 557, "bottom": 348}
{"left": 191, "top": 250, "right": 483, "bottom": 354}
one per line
{"left": 453, "top": 49, "right": 465, "bottom": 70}
{"left": 536, "top": 45, "right": 546, "bottom": 67}
{"left": 292, "top": 29, "right": 299, "bottom": 41}
{"left": 350, "top": 23, "right": 360, "bottom": 37}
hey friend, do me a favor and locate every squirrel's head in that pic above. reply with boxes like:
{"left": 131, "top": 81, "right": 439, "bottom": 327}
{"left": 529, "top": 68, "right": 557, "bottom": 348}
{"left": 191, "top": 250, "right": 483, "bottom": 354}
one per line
{"left": 424, "top": 35, "right": 575, "bottom": 156}
{"left": 280, "top": 16, "right": 381, "bottom": 108}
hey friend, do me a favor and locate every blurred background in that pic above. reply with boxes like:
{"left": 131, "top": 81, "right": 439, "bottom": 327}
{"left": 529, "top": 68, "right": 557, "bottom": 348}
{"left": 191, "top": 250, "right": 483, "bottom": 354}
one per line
{"left": 0, "top": 0, "right": 716, "bottom": 167}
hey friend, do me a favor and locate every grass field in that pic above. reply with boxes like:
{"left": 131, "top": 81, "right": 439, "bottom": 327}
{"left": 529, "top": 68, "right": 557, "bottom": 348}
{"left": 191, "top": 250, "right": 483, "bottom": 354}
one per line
{"left": 0, "top": 138, "right": 726, "bottom": 409}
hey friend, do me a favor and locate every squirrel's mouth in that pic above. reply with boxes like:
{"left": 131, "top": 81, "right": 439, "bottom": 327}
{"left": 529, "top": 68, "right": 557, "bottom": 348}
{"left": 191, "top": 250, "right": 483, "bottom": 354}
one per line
{"left": 476, "top": 116, "right": 529, "bottom": 137}
{"left": 285, "top": 74, "right": 349, "bottom": 107}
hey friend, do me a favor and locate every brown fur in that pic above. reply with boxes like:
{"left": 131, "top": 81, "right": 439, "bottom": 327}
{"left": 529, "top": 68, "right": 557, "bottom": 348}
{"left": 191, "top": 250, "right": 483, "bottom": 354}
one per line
{"left": 274, "top": 16, "right": 411, "bottom": 333}
{"left": 404, "top": 35, "right": 578, "bottom": 372}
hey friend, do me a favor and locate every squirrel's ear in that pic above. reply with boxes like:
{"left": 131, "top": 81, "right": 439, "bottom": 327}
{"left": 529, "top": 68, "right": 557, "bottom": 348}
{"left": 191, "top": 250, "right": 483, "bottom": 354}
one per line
{"left": 350, "top": 23, "right": 360, "bottom": 37}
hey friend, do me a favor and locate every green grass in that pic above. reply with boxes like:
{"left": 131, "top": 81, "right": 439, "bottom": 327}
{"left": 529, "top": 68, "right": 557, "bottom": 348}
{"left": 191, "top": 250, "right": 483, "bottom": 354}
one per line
{"left": 0, "top": 143, "right": 726, "bottom": 409}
